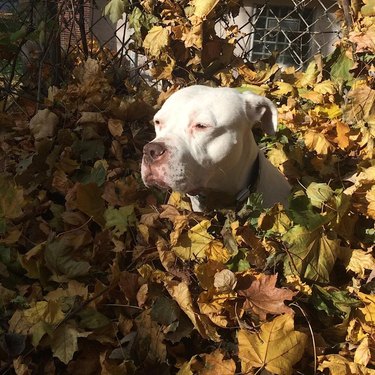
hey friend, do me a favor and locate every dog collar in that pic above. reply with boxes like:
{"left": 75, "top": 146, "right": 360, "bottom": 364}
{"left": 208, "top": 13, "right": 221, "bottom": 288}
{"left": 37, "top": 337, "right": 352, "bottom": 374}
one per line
{"left": 236, "top": 152, "right": 260, "bottom": 203}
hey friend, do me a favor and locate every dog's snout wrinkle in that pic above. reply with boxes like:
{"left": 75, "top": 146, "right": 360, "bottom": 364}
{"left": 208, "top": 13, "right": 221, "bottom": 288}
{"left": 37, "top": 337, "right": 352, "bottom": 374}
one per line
{"left": 143, "top": 142, "right": 167, "bottom": 163}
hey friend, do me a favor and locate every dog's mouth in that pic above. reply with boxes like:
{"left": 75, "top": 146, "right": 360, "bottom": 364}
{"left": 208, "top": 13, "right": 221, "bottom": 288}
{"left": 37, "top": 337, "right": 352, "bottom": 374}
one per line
{"left": 143, "top": 174, "right": 170, "bottom": 190}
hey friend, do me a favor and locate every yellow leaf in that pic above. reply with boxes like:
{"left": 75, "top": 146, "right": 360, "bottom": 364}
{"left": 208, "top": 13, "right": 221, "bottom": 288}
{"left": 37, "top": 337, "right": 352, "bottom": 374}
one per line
{"left": 238, "top": 314, "right": 307, "bottom": 375}
{"left": 168, "top": 191, "right": 192, "bottom": 211}
{"left": 198, "top": 290, "right": 235, "bottom": 327}
{"left": 318, "top": 354, "right": 375, "bottom": 375}
{"left": 354, "top": 337, "right": 371, "bottom": 367}
{"left": 299, "top": 89, "right": 324, "bottom": 104}
{"left": 304, "top": 131, "right": 335, "bottom": 155}
{"left": 23, "top": 301, "right": 65, "bottom": 325}
{"left": 166, "top": 280, "right": 220, "bottom": 341}
{"left": 191, "top": 0, "right": 219, "bottom": 18}
{"left": 346, "top": 249, "right": 375, "bottom": 278}
{"left": 272, "top": 81, "right": 296, "bottom": 97}
{"left": 206, "top": 240, "right": 231, "bottom": 263}
{"left": 358, "top": 292, "right": 375, "bottom": 325}
{"left": 173, "top": 220, "right": 214, "bottom": 261}
{"left": 314, "top": 80, "right": 337, "bottom": 95}
{"left": 143, "top": 26, "right": 169, "bottom": 57}
{"left": 366, "top": 185, "right": 375, "bottom": 219}
{"left": 296, "top": 61, "right": 319, "bottom": 87}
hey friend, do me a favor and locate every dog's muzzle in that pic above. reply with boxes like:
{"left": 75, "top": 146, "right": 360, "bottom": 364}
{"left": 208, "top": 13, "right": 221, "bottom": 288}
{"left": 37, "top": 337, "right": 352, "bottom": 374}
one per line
{"left": 142, "top": 141, "right": 167, "bottom": 165}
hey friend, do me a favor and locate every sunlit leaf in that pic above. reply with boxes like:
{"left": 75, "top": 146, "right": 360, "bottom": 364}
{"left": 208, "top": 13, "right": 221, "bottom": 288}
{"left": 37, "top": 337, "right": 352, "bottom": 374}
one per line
{"left": 238, "top": 314, "right": 307, "bottom": 374}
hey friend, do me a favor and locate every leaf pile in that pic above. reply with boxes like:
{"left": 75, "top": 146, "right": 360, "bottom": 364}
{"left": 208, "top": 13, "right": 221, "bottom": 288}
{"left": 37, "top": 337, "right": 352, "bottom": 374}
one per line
{"left": 1, "top": 1, "right": 375, "bottom": 374}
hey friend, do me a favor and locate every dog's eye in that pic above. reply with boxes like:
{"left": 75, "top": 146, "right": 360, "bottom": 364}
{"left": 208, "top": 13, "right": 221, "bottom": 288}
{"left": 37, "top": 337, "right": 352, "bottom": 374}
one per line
{"left": 154, "top": 119, "right": 160, "bottom": 126}
{"left": 194, "top": 123, "right": 208, "bottom": 129}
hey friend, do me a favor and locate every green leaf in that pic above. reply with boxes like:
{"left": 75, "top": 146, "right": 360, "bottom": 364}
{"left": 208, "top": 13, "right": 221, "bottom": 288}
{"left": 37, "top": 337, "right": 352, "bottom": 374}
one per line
{"left": 78, "top": 308, "right": 111, "bottom": 329}
{"left": 288, "top": 194, "right": 329, "bottom": 231}
{"left": 283, "top": 226, "right": 339, "bottom": 283}
{"left": 306, "top": 182, "right": 334, "bottom": 208}
{"left": 45, "top": 240, "right": 91, "bottom": 281}
{"left": 151, "top": 296, "right": 180, "bottom": 325}
{"left": 104, "top": 205, "right": 136, "bottom": 236}
{"left": 104, "top": 0, "right": 127, "bottom": 24}
{"left": 311, "top": 285, "right": 360, "bottom": 318}
{"left": 330, "top": 48, "right": 355, "bottom": 85}
{"left": 73, "top": 139, "right": 105, "bottom": 162}
{"left": 128, "top": 7, "right": 159, "bottom": 44}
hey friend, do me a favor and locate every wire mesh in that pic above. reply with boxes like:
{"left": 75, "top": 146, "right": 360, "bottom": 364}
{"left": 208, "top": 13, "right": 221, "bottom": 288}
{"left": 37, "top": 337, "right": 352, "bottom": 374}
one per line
{"left": 0, "top": 0, "right": 342, "bottom": 111}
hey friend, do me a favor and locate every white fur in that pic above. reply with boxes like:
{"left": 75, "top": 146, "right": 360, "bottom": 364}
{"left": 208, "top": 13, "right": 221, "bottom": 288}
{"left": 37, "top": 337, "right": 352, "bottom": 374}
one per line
{"left": 141, "top": 85, "right": 290, "bottom": 211}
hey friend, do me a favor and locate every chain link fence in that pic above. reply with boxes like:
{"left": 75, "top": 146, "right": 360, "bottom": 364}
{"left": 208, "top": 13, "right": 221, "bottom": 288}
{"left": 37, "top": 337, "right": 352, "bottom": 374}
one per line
{"left": 0, "top": 0, "right": 342, "bottom": 112}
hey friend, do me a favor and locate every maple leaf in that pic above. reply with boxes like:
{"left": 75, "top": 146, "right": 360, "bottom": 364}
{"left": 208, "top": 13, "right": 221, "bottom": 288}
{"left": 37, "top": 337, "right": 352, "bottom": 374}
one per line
{"left": 191, "top": 0, "right": 219, "bottom": 18}
{"left": 238, "top": 274, "right": 296, "bottom": 320}
{"left": 238, "top": 314, "right": 307, "bottom": 375}
{"left": 179, "top": 349, "right": 236, "bottom": 375}
{"left": 143, "top": 26, "right": 169, "bottom": 57}
{"left": 166, "top": 280, "right": 220, "bottom": 342}
{"left": 283, "top": 226, "right": 340, "bottom": 283}
{"left": 317, "top": 354, "right": 375, "bottom": 375}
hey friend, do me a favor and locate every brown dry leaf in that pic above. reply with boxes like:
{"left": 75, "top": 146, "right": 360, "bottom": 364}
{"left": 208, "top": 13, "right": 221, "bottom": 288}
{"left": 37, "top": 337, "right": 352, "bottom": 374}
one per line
{"left": 135, "top": 310, "right": 167, "bottom": 364}
{"left": 29, "top": 109, "right": 59, "bottom": 141}
{"left": 107, "top": 118, "right": 124, "bottom": 137}
{"left": 238, "top": 274, "right": 296, "bottom": 320}
{"left": 0, "top": 176, "right": 25, "bottom": 219}
{"left": 50, "top": 324, "right": 90, "bottom": 365}
{"left": 238, "top": 314, "right": 307, "bottom": 375}
{"left": 200, "top": 349, "right": 236, "bottom": 375}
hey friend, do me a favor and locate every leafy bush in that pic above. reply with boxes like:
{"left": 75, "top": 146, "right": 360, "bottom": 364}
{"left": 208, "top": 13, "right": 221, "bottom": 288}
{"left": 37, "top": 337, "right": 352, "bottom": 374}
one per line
{"left": 1, "top": 0, "right": 375, "bottom": 374}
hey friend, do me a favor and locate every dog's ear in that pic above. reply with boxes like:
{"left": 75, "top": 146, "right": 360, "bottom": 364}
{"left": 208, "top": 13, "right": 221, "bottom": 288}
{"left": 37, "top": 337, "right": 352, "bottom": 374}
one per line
{"left": 242, "top": 91, "right": 278, "bottom": 135}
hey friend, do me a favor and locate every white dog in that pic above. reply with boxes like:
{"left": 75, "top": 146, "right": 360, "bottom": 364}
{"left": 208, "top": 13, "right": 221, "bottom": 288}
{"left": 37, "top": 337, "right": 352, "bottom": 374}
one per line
{"left": 141, "top": 85, "right": 290, "bottom": 211}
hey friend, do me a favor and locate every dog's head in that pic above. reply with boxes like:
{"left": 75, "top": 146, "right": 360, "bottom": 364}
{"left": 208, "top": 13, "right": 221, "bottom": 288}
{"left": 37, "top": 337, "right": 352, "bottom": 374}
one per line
{"left": 141, "top": 85, "right": 277, "bottom": 195}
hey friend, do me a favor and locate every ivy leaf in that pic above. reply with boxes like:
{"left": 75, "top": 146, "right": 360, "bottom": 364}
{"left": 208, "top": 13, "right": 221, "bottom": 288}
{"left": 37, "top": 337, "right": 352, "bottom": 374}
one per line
{"left": 238, "top": 314, "right": 307, "bottom": 375}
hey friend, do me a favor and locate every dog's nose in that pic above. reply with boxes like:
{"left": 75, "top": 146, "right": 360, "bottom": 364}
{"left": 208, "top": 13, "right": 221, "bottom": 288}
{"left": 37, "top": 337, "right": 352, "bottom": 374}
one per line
{"left": 143, "top": 142, "right": 167, "bottom": 162}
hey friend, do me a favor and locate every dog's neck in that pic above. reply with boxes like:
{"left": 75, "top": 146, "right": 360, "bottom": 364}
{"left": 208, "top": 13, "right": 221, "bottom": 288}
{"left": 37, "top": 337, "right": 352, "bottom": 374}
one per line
{"left": 188, "top": 151, "right": 261, "bottom": 212}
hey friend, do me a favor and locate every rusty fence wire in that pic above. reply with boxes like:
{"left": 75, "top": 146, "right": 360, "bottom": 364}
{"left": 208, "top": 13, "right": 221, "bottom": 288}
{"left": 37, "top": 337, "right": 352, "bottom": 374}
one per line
{"left": 0, "top": 0, "right": 342, "bottom": 112}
